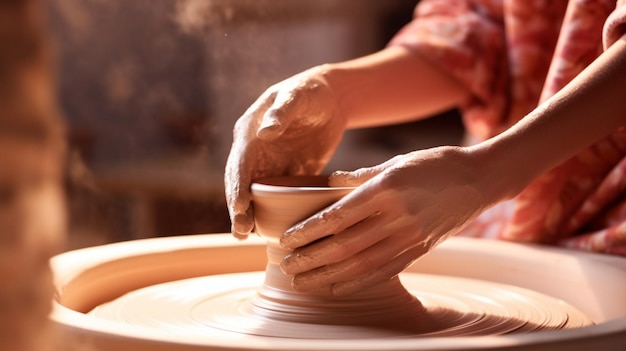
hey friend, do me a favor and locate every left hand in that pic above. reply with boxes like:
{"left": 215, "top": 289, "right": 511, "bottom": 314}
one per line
{"left": 279, "top": 146, "right": 494, "bottom": 296}
{"left": 224, "top": 66, "right": 347, "bottom": 239}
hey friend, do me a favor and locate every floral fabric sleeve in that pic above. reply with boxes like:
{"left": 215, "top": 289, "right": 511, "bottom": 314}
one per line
{"left": 388, "top": 0, "right": 508, "bottom": 140}
{"left": 604, "top": 0, "right": 626, "bottom": 48}
{"left": 547, "top": 1, "right": 626, "bottom": 254}
{"left": 390, "top": 0, "right": 626, "bottom": 256}
{"left": 467, "top": 0, "right": 626, "bottom": 256}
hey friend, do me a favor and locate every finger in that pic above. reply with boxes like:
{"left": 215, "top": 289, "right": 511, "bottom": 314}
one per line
{"left": 329, "top": 168, "right": 379, "bottom": 187}
{"left": 228, "top": 172, "right": 252, "bottom": 214}
{"left": 280, "top": 213, "right": 386, "bottom": 275}
{"left": 279, "top": 189, "right": 380, "bottom": 250}
{"left": 226, "top": 179, "right": 254, "bottom": 239}
{"left": 231, "top": 209, "right": 255, "bottom": 238}
{"left": 225, "top": 161, "right": 253, "bottom": 239}
{"left": 225, "top": 137, "right": 259, "bottom": 240}
{"left": 328, "top": 155, "right": 403, "bottom": 187}
{"left": 225, "top": 149, "right": 253, "bottom": 213}
{"left": 290, "top": 222, "right": 418, "bottom": 291}
{"left": 331, "top": 243, "right": 430, "bottom": 296}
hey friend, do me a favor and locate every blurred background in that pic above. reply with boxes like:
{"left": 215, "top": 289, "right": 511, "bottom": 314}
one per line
{"left": 47, "top": 0, "right": 464, "bottom": 249}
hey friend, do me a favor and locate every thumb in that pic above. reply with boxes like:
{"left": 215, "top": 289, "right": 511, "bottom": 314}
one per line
{"left": 257, "top": 89, "right": 299, "bottom": 141}
{"left": 329, "top": 166, "right": 383, "bottom": 187}
{"left": 257, "top": 110, "right": 287, "bottom": 141}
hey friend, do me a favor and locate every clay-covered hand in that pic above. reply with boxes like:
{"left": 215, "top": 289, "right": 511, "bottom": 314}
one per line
{"left": 225, "top": 66, "right": 348, "bottom": 239}
{"left": 279, "top": 146, "right": 494, "bottom": 295}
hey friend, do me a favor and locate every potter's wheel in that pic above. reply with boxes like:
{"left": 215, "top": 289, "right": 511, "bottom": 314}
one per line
{"left": 51, "top": 234, "right": 626, "bottom": 351}
{"left": 88, "top": 272, "right": 591, "bottom": 339}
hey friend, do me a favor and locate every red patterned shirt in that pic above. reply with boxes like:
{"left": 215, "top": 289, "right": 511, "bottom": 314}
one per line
{"left": 389, "top": 0, "right": 626, "bottom": 255}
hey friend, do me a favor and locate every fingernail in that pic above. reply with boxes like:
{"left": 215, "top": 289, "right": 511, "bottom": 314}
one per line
{"left": 231, "top": 222, "right": 251, "bottom": 240}
{"left": 280, "top": 254, "right": 299, "bottom": 274}
{"left": 233, "top": 232, "right": 248, "bottom": 241}
{"left": 279, "top": 232, "right": 297, "bottom": 250}
{"left": 329, "top": 171, "right": 357, "bottom": 187}
{"left": 329, "top": 170, "right": 349, "bottom": 181}
{"left": 291, "top": 275, "right": 315, "bottom": 292}
{"left": 331, "top": 280, "right": 360, "bottom": 296}
{"left": 233, "top": 213, "right": 254, "bottom": 232}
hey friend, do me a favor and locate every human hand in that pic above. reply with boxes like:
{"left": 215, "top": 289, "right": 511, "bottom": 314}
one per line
{"left": 225, "top": 66, "right": 347, "bottom": 239}
{"left": 279, "top": 146, "right": 494, "bottom": 295}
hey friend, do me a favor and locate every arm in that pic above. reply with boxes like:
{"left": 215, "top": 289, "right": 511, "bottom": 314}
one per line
{"left": 225, "top": 45, "right": 468, "bottom": 238}
{"left": 474, "top": 34, "right": 626, "bottom": 203}
{"left": 322, "top": 45, "right": 469, "bottom": 129}
{"left": 279, "top": 34, "right": 626, "bottom": 296}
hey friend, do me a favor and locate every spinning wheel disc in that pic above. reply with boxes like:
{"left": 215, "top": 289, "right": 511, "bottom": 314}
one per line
{"left": 89, "top": 271, "right": 592, "bottom": 339}
{"left": 50, "top": 234, "right": 626, "bottom": 351}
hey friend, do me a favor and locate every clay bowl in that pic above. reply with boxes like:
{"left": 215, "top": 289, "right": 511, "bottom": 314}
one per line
{"left": 249, "top": 176, "right": 429, "bottom": 336}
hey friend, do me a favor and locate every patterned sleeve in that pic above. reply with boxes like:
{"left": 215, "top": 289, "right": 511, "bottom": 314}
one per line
{"left": 603, "top": 0, "right": 626, "bottom": 48}
{"left": 388, "top": 0, "right": 508, "bottom": 139}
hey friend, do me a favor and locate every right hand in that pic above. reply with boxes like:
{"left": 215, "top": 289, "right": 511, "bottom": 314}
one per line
{"left": 224, "top": 66, "right": 348, "bottom": 239}
{"left": 278, "top": 146, "right": 494, "bottom": 296}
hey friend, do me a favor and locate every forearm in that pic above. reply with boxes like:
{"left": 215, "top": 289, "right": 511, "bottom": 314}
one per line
{"left": 320, "top": 46, "right": 469, "bottom": 129}
{"left": 473, "top": 35, "right": 626, "bottom": 203}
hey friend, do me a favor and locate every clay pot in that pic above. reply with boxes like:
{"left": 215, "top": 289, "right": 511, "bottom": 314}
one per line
{"left": 250, "top": 175, "right": 430, "bottom": 334}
